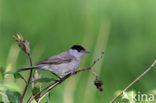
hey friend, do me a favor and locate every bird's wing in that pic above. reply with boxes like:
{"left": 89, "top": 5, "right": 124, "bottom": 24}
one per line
{"left": 36, "top": 52, "right": 73, "bottom": 65}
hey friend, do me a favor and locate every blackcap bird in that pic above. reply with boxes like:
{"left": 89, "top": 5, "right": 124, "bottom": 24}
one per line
{"left": 18, "top": 45, "right": 89, "bottom": 78}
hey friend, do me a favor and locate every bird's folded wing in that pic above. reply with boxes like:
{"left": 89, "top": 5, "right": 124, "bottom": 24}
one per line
{"left": 36, "top": 57, "right": 72, "bottom": 65}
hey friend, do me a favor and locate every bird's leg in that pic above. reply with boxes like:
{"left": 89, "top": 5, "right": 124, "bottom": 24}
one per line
{"left": 58, "top": 76, "right": 63, "bottom": 82}
{"left": 50, "top": 72, "right": 62, "bottom": 81}
{"left": 71, "top": 70, "right": 76, "bottom": 75}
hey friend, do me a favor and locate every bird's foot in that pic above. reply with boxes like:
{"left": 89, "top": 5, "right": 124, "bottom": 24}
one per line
{"left": 57, "top": 76, "right": 63, "bottom": 82}
{"left": 71, "top": 71, "right": 77, "bottom": 75}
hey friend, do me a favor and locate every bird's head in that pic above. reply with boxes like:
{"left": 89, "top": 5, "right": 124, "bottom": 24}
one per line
{"left": 68, "top": 45, "right": 89, "bottom": 58}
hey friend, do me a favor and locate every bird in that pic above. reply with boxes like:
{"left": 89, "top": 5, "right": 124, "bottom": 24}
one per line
{"left": 18, "top": 45, "right": 89, "bottom": 79}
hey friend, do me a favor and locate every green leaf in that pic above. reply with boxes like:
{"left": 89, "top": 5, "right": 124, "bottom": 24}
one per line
{"left": 3, "top": 71, "right": 27, "bottom": 84}
{"left": 5, "top": 89, "right": 21, "bottom": 103}
{"left": 32, "top": 86, "right": 40, "bottom": 102}
{"left": 30, "top": 78, "right": 56, "bottom": 84}
{"left": 14, "top": 73, "right": 27, "bottom": 83}
{"left": 34, "top": 78, "right": 56, "bottom": 83}
{"left": 31, "top": 77, "right": 55, "bottom": 102}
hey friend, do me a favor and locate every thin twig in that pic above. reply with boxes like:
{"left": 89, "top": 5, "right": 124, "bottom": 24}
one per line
{"left": 20, "top": 53, "right": 33, "bottom": 103}
{"left": 110, "top": 60, "right": 156, "bottom": 103}
{"left": 27, "top": 94, "right": 33, "bottom": 103}
{"left": 28, "top": 51, "right": 104, "bottom": 103}
{"left": 38, "top": 74, "right": 70, "bottom": 102}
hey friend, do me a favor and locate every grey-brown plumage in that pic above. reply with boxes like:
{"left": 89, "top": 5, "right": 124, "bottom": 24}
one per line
{"left": 37, "top": 52, "right": 73, "bottom": 65}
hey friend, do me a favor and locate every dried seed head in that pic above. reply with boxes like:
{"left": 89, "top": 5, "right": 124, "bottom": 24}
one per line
{"left": 13, "top": 33, "right": 30, "bottom": 54}
{"left": 94, "top": 78, "right": 103, "bottom": 92}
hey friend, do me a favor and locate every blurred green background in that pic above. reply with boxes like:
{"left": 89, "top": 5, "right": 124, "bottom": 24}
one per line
{"left": 0, "top": 0, "right": 156, "bottom": 103}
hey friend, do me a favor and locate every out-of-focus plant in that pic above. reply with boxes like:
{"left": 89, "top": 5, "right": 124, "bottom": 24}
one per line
{"left": 0, "top": 67, "right": 22, "bottom": 103}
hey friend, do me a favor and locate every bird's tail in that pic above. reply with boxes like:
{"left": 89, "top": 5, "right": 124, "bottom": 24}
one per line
{"left": 17, "top": 65, "right": 40, "bottom": 72}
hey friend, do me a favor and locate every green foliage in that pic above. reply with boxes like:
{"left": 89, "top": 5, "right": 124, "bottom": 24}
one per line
{"left": 32, "top": 86, "right": 41, "bottom": 102}
{"left": 3, "top": 71, "right": 26, "bottom": 83}
{"left": 31, "top": 78, "right": 57, "bottom": 84}
{"left": 5, "top": 90, "right": 21, "bottom": 103}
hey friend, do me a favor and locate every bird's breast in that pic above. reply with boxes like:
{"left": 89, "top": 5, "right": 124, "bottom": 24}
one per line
{"left": 48, "top": 59, "right": 80, "bottom": 75}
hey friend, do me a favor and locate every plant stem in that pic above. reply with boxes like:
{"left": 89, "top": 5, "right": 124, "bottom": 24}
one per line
{"left": 20, "top": 53, "right": 33, "bottom": 103}
{"left": 110, "top": 60, "right": 156, "bottom": 103}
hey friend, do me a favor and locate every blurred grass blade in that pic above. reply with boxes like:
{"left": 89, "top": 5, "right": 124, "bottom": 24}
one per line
{"left": 48, "top": 92, "right": 51, "bottom": 103}
{"left": 83, "top": 19, "right": 110, "bottom": 103}
{"left": 45, "top": 92, "right": 51, "bottom": 103}
{"left": 0, "top": 67, "right": 4, "bottom": 82}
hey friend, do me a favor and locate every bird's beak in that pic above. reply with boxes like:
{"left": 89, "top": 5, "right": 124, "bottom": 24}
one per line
{"left": 84, "top": 50, "right": 90, "bottom": 53}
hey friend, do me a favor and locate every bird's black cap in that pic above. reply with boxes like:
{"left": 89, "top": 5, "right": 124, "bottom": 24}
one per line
{"left": 71, "top": 45, "right": 85, "bottom": 52}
